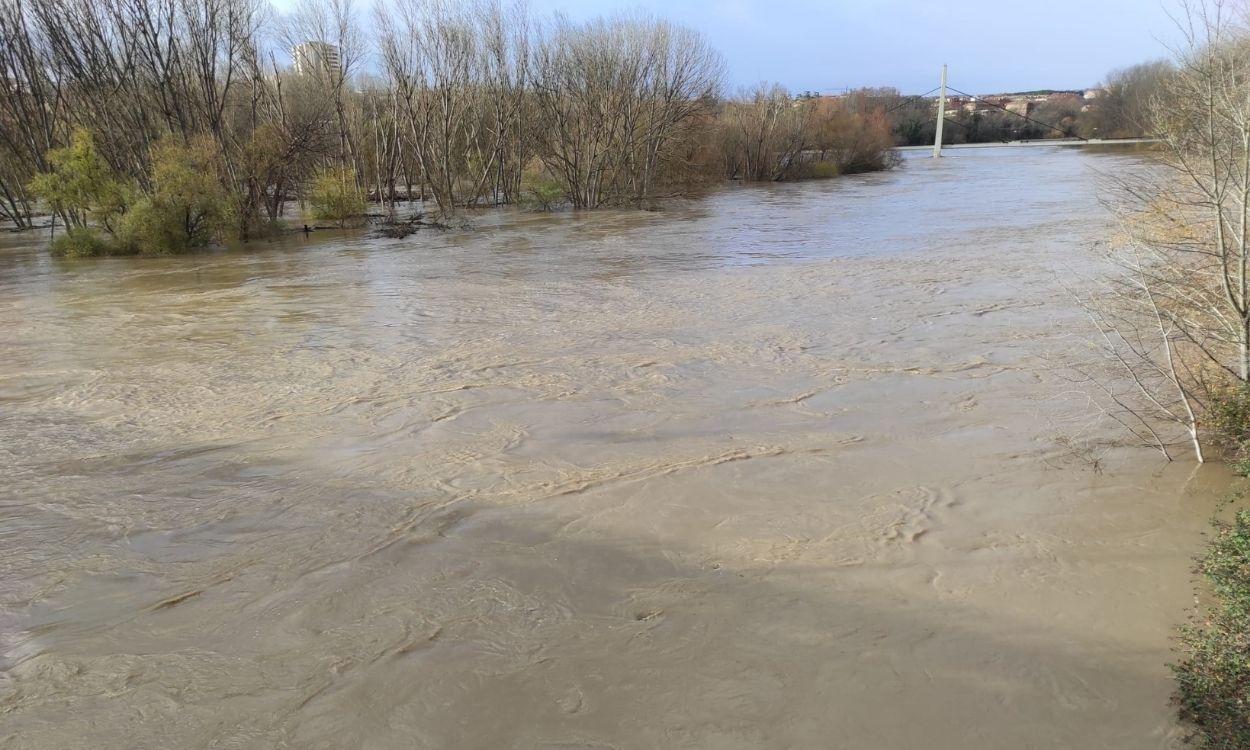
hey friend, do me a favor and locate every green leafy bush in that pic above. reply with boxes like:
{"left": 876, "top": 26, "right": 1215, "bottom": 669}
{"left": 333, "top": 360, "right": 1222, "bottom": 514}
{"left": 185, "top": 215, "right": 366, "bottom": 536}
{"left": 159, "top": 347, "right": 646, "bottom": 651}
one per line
{"left": 50, "top": 227, "right": 116, "bottom": 258}
{"left": 116, "top": 137, "right": 232, "bottom": 254}
{"left": 1208, "top": 388, "right": 1250, "bottom": 446}
{"left": 1174, "top": 506, "right": 1250, "bottom": 748}
{"left": 28, "top": 128, "right": 131, "bottom": 232}
{"left": 1207, "top": 387, "right": 1250, "bottom": 476}
{"left": 805, "top": 161, "right": 840, "bottom": 179}
{"left": 521, "top": 171, "right": 565, "bottom": 211}
{"left": 116, "top": 198, "right": 189, "bottom": 255}
{"left": 309, "top": 167, "right": 365, "bottom": 226}
{"left": 31, "top": 132, "right": 232, "bottom": 255}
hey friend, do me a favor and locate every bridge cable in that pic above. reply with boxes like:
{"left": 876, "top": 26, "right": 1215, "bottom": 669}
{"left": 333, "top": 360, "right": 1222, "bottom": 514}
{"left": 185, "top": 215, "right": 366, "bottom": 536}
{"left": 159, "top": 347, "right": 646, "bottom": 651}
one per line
{"left": 880, "top": 88, "right": 940, "bottom": 116}
{"left": 944, "top": 85, "right": 1088, "bottom": 141}
{"left": 937, "top": 114, "right": 1012, "bottom": 145}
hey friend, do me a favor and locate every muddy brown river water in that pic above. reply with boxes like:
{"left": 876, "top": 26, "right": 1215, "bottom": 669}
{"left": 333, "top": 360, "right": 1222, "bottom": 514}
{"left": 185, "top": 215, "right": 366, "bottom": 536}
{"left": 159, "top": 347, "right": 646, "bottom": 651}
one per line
{"left": 0, "top": 148, "right": 1233, "bottom": 749}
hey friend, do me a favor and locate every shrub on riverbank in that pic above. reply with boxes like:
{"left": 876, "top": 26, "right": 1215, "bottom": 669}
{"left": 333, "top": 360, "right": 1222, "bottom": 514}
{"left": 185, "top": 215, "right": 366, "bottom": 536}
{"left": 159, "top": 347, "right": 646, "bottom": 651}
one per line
{"left": 1207, "top": 388, "right": 1250, "bottom": 476}
{"left": 116, "top": 138, "right": 233, "bottom": 254}
{"left": 804, "top": 162, "right": 840, "bottom": 179}
{"left": 520, "top": 171, "right": 565, "bottom": 211}
{"left": 31, "top": 132, "right": 232, "bottom": 255}
{"left": 309, "top": 167, "right": 366, "bottom": 227}
{"left": 29, "top": 129, "right": 131, "bottom": 237}
{"left": 1174, "top": 506, "right": 1250, "bottom": 748}
{"left": 710, "top": 87, "right": 899, "bottom": 182}
{"left": 50, "top": 227, "right": 116, "bottom": 258}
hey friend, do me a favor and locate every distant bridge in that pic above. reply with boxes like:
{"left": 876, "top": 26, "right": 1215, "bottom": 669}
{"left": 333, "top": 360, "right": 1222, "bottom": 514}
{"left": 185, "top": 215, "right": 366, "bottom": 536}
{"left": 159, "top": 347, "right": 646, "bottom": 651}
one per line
{"left": 918, "top": 66, "right": 1156, "bottom": 156}
{"left": 896, "top": 138, "right": 1159, "bottom": 152}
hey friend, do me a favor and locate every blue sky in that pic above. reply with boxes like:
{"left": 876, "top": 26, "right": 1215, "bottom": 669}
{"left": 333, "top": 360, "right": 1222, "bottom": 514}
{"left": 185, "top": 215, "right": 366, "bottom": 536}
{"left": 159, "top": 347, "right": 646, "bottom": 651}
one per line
{"left": 276, "top": 0, "right": 1182, "bottom": 94}
{"left": 526, "top": 0, "right": 1180, "bottom": 94}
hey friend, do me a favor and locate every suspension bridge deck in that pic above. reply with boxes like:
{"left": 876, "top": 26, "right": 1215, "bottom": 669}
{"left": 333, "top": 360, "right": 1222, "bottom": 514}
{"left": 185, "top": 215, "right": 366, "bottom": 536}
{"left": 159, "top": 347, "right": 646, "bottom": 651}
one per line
{"left": 896, "top": 137, "right": 1158, "bottom": 151}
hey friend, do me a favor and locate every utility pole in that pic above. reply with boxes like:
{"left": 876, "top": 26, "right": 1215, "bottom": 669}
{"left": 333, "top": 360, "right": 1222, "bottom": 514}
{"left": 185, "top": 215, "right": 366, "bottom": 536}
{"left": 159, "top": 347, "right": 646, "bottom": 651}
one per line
{"left": 934, "top": 63, "right": 948, "bottom": 158}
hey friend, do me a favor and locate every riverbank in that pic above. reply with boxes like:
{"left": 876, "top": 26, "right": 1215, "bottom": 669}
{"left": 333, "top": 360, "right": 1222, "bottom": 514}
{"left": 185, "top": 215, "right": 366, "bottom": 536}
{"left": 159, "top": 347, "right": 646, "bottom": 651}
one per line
{"left": 0, "top": 147, "right": 1230, "bottom": 748}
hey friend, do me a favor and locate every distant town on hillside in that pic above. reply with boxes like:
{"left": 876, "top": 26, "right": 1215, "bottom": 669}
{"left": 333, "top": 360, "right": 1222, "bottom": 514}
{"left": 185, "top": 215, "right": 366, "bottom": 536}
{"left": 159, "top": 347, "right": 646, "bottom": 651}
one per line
{"left": 795, "top": 64, "right": 1165, "bottom": 145}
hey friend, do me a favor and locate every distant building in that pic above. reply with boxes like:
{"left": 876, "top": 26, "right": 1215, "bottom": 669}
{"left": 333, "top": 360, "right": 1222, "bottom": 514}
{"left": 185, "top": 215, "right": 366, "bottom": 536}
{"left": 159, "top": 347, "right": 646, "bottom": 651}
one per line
{"left": 1083, "top": 88, "right": 1104, "bottom": 100}
{"left": 962, "top": 95, "right": 1014, "bottom": 116}
{"left": 935, "top": 90, "right": 1082, "bottom": 118}
{"left": 1005, "top": 99, "right": 1031, "bottom": 116}
{"left": 292, "top": 41, "right": 341, "bottom": 78}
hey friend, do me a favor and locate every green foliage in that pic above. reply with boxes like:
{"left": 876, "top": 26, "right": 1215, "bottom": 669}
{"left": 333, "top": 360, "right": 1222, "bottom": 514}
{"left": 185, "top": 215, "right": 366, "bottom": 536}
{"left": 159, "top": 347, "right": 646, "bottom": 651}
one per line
{"left": 31, "top": 132, "right": 232, "bottom": 256}
{"left": 116, "top": 198, "right": 186, "bottom": 255}
{"left": 49, "top": 227, "right": 116, "bottom": 258}
{"left": 1174, "top": 506, "right": 1250, "bottom": 748}
{"left": 116, "top": 137, "right": 232, "bottom": 254}
{"left": 28, "top": 128, "right": 130, "bottom": 230}
{"left": 805, "top": 161, "right": 840, "bottom": 179}
{"left": 1209, "top": 388, "right": 1250, "bottom": 446}
{"left": 1207, "top": 387, "right": 1250, "bottom": 476}
{"left": 520, "top": 171, "right": 564, "bottom": 211}
{"left": 309, "top": 167, "right": 365, "bottom": 226}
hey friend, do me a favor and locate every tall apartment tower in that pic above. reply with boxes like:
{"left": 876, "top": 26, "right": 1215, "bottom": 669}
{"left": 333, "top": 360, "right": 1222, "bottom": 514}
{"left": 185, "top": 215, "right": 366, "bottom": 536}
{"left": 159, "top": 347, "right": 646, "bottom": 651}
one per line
{"left": 292, "top": 41, "right": 341, "bottom": 78}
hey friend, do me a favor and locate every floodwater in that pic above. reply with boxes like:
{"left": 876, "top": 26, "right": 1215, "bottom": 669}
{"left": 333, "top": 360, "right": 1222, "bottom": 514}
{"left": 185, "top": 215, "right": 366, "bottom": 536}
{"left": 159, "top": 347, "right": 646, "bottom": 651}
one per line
{"left": 0, "top": 148, "right": 1231, "bottom": 749}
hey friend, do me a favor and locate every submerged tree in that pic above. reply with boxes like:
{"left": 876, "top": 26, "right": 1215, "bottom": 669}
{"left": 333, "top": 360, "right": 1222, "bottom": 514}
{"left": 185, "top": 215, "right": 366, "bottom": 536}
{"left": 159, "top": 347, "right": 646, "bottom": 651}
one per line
{"left": 528, "top": 12, "right": 723, "bottom": 208}
{"left": 5, "top": 0, "right": 898, "bottom": 237}
{"left": 118, "top": 137, "right": 234, "bottom": 253}
{"left": 711, "top": 86, "right": 897, "bottom": 182}
{"left": 28, "top": 128, "right": 130, "bottom": 232}
{"left": 1081, "top": 0, "right": 1250, "bottom": 462}
{"left": 309, "top": 165, "right": 365, "bottom": 226}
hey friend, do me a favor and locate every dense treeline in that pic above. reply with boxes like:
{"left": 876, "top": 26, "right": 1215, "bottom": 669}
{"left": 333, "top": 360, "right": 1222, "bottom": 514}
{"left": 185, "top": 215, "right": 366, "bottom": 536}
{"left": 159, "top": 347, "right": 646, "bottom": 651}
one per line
{"left": 0, "top": 0, "right": 897, "bottom": 255}
{"left": 721, "top": 86, "right": 897, "bottom": 181}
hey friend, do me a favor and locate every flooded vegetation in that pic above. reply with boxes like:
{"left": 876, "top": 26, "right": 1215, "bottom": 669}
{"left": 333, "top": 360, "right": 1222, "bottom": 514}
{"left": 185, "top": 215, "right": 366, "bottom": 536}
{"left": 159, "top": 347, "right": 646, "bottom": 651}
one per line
{"left": 0, "top": 0, "right": 901, "bottom": 251}
{"left": 0, "top": 148, "right": 1230, "bottom": 748}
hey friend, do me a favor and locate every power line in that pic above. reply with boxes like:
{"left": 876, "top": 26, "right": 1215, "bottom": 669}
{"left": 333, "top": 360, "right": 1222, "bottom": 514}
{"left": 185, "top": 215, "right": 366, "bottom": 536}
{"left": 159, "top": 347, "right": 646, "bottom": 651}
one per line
{"left": 944, "top": 85, "right": 1086, "bottom": 141}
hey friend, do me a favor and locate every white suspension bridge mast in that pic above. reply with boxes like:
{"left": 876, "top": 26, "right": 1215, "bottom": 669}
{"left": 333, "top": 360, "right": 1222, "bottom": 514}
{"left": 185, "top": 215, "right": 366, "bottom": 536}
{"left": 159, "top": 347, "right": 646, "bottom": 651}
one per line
{"left": 934, "top": 64, "right": 948, "bottom": 158}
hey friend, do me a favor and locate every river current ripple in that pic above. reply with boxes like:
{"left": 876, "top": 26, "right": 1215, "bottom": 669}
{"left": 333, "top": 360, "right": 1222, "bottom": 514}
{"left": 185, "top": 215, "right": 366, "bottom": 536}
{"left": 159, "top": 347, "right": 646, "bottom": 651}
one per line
{"left": 0, "top": 148, "right": 1227, "bottom": 749}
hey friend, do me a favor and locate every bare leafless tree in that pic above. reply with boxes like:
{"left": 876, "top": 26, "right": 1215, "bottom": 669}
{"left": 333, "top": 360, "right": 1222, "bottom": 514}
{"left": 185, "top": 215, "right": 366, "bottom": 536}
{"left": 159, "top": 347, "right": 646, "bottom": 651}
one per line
{"left": 528, "top": 12, "right": 721, "bottom": 208}
{"left": 378, "top": 0, "right": 478, "bottom": 214}
{"left": 281, "top": 0, "right": 364, "bottom": 183}
{"left": 0, "top": 0, "right": 66, "bottom": 226}
{"left": 0, "top": 0, "right": 901, "bottom": 234}
{"left": 1076, "top": 0, "right": 1250, "bottom": 462}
